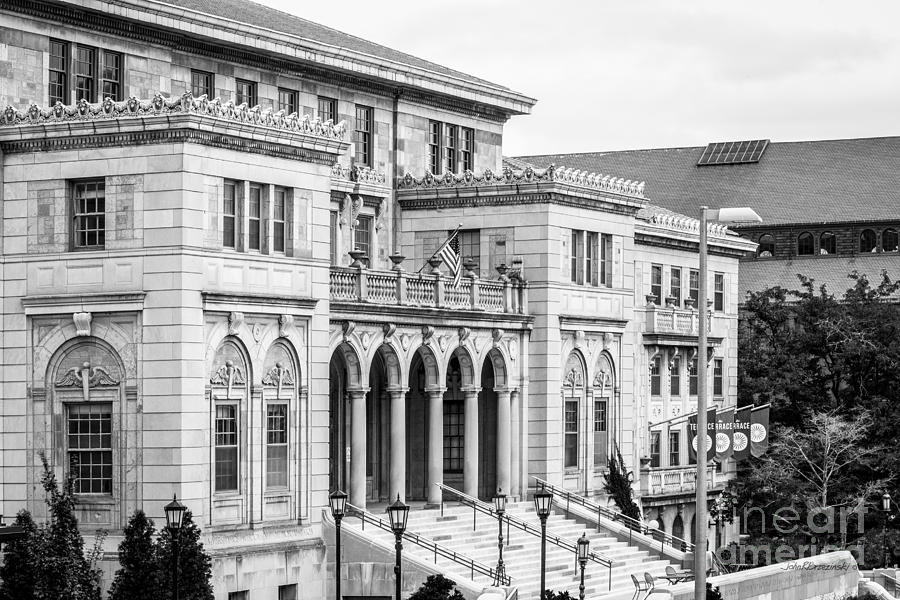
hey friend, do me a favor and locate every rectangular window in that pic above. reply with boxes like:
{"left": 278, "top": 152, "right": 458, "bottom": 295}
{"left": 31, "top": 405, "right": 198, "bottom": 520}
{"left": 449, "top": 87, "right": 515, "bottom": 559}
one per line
{"left": 49, "top": 40, "right": 69, "bottom": 105}
{"left": 714, "top": 273, "right": 725, "bottom": 312}
{"left": 266, "top": 404, "right": 288, "bottom": 488}
{"left": 650, "top": 264, "right": 662, "bottom": 305}
{"left": 215, "top": 404, "right": 238, "bottom": 492}
{"left": 457, "top": 229, "right": 480, "bottom": 266}
{"left": 428, "top": 122, "right": 475, "bottom": 174}
{"left": 586, "top": 232, "right": 598, "bottom": 286}
{"left": 460, "top": 127, "right": 474, "bottom": 172}
{"left": 689, "top": 269, "right": 699, "bottom": 306}
{"left": 443, "top": 124, "right": 458, "bottom": 174}
{"left": 713, "top": 358, "right": 724, "bottom": 397}
{"left": 100, "top": 50, "right": 122, "bottom": 101}
{"left": 248, "top": 184, "right": 262, "bottom": 251}
{"left": 223, "top": 181, "right": 237, "bottom": 249}
{"left": 600, "top": 233, "right": 613, "bottom": 286}
{"left": 593, "top": 399, "right": 607, "bottom": 467}
{"left": 354, "top": 215, "right": 372, "bottom": 258}
{"left": 650, "top": 356, "right": 661, "bottom": 396}
{"left": 354, "top": 105, "right": 373, "bottom": 167}
{"left": 74, "top": 46, "right": 96, "bottom": 102}
{"left": 650, "top": 432, "right": 661, "bottom": 468}
{"left": 67, "top": 403, "right": 112, "bottom": 495}
{"left": 428, "top": 121, "right": 441, "bottom": 174}
{"left": 443, "top": 400, "right": 464, "bottom": 472}
{"left": 564, "top": 399, "right": 578, "bottom": 468}
{"left": 228, "top": 592, "right": 248, "bottom": 600}
{"left": 669, "top": 431, "right": 681, "bottom": 466}
{"left": 689, "top": 358, "right": 698, "bottom": 396}
{"left": 278, "top": 88, "right": 297, "bottom": 115}
{"left": 670, "top": 267, "right": 682, "bottom": 307}
{"left": 273, "top": 187, "right": 286, "bottom": 253}
{"left": 278, "top": 585, "right": 298, "bottom": 600}
{"left": 670, "top": 356, "right": 681, "bottom": 396}
{"left": 593, "top": 400, "right": 606, "bottom": 432}
{"left": 235, "top": 78, "right": 257, "bottom": 106}
{"left": 191, "top": 70, "right": 214, "bottom": 98}
{"left": 318, "top": 96, "right": 338, "bottom": 123}
{"left": 72, "top": 180, "right": 106, "bottom": 249}
{"left": 329, "top": 210, "right": 338, "bottom": 265}
{"left": 570, "top": 230, "right": 584, "bottom": 284}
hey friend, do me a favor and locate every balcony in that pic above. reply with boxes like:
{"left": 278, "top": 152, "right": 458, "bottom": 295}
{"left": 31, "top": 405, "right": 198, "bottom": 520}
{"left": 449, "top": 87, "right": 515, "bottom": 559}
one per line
{"left": 645, "top": 303, "right": 707, "bottom": 336}
{"left": 640, "top": 465, "right": 720, "bottom": 497}
{"left": 329, "top": 266, "right": 527, "bottom": 314}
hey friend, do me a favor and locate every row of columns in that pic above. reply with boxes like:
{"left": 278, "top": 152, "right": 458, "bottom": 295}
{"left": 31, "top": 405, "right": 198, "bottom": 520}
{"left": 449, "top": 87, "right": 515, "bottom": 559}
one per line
{"left": 347, "top": 386, "right": 516, "bottom": 509}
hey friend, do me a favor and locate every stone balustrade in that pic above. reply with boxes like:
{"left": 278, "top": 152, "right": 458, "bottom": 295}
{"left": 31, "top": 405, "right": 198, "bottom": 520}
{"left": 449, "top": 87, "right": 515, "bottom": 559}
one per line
{"left": 644, "top": 302, "right": 711, "bottom": 336}
{"left": 642, "top": 465, "right": 718, "bottom": 496}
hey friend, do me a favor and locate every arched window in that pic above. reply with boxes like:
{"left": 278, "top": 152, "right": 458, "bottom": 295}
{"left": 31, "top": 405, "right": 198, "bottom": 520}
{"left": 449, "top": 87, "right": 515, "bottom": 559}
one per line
{"left": 262, "top": 342, "right": 299, "bottom": 499}
{"left": 757, "top": 234, "right": 775, "bottom": 258}
{"left": 820, "top": 232, "right": 836, "bottom": 255}
{"left": 209, "top": 338, "right": 250, "bottom": 515}
{"left": 562, "top": 352, "right": 585, "bottom": 469}
{"left": 884, "top": 229, "right": 899, "bottom": 252}
{"left": 593, "top": 355, "right": 614, "bottom": 468}
{"left": 797, "top": 232, "right": 814, "bottom": 256}
{"left": 860, "top": 229, "right": 878, "bottom": 253}
{"left": 672, "top": 515, "right": 685, "bottom": 541}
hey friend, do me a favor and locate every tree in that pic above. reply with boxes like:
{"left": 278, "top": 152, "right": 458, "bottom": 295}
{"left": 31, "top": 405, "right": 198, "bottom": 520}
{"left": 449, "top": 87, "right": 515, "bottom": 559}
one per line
{"left": 108, "top": 510, "right": 164, "bottom": 600}
{"left": 544, "top": 591, "right": 574, "bottom": 600}
{"left": 155, "top": 511, "right": 214, "bottom": 600}
{"left": 602, "top": 443, "right": 641, "bottom": 521}
{"left": 408, "top": 574, "right": 464, "bottom": 600}
{"left": 0, "top": 510, "right": 41, "bottom": 600}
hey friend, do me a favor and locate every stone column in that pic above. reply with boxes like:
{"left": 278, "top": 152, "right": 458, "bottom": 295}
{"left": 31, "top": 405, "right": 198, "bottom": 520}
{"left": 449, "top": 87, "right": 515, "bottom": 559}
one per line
{"left": 463, "top": 388, "right": 480, "bottom": 497}
{"left": 426, "top": 388, "right": 445, "bottom": 506}
{"left": 350, "top": 389, "right": 368, "bottom": 509}
{"left": 389, "top": 388, "right": 407, "bottom": 502}
{"left": 509, "top": 389, "right": 521, "bottom": 498}
{"left": 496, "top": 389, "right": 511, "bottom": 496}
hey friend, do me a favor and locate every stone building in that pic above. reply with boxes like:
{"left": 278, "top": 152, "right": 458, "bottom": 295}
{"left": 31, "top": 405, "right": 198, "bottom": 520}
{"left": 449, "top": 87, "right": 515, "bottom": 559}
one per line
{"left": 0, "top": 0, "right": 752, "bottom": 598}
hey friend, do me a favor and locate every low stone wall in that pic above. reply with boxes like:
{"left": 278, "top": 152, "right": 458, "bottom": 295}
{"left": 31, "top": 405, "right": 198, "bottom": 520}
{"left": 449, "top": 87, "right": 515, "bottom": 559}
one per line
{"left": 666, "top": 550, "right": 860, "bottom": 600}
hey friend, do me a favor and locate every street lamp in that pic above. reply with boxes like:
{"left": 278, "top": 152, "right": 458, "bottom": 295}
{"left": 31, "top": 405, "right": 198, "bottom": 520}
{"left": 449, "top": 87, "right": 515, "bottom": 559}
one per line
{"left": 164, "top": 494, "right": 187, "bottom": 600}
{"left": 695, "top": 205, "right": 762, "bottom": 600}
{"left": 493, "top": 488, "right": 508, "bottom": 586}
{"left": 882, "top": 492, "right": 894, "bottom": 568}
{"left": 533, "top": 488, "right": 554, "bottom": 600}
{"left": 576, "top": 532, "right": 590, "bottom": 600}
{"left": 329, "top": 490, "right": 348, "bottom": 600}
{"left": 387, "top": 494, "right": 409, "bottom": 600}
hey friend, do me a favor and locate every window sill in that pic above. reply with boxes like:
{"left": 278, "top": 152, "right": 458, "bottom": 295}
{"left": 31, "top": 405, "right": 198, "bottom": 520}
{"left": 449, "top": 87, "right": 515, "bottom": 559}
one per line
{"left": 74, "top": 495, "right": 115, "bottom": 505}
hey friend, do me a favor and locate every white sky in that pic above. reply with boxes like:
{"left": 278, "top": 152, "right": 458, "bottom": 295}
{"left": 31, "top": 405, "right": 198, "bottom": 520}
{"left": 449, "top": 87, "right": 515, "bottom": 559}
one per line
{"left": 256, "top": 0, "right": 900, "bottom": 157}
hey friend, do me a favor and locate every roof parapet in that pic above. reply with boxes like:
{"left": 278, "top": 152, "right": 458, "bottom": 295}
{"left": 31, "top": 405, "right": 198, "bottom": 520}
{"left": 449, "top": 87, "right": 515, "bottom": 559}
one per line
{"left": 645, "top": 212, "right": 730, "bottom": 239}
{"left": 398, "top": 164, "right": 645, "bottom": 199}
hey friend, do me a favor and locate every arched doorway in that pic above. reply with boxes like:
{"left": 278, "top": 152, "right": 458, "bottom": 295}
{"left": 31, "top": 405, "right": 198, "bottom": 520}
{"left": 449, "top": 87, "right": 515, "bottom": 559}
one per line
{"left": 329, "top": 343, "right": 362, "bottom": 501}
{"left": 366, "top": 351, "right": 389, "bottom": 502}
{"left": 406, "top": 346, "right": 441, "bottom": 504}
{"left": 478, "top": 357, "right": 498, "bottom": 500}
{"left": 673, "top": 514, "right": 684, "bottom": 541}
{"left": 442, "top": 355, "right": 465, "bottom": 492}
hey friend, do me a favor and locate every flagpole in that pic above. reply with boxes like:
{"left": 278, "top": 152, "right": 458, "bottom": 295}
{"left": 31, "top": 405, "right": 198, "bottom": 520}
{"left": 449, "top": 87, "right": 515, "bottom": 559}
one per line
{"left": 416, "top": 223, "right": 463, "bottom": 273}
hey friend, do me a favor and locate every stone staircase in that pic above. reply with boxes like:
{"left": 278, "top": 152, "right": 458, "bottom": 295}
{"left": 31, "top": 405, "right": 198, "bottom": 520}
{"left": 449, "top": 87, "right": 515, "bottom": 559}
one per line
{"left": 342, "top": 500, "right": 680, "bottom": 599}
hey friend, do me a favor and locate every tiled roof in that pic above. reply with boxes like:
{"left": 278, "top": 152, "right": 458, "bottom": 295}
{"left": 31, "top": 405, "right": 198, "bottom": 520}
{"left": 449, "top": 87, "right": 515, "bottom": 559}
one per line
{"left": 516, "top": 137, "right": 900, "bottom": 226}
{"left": 739, "top": 254, "right": 900, "bottom": 299}
{"left": 156, "top": 0, "right": 506, "bottom": 90}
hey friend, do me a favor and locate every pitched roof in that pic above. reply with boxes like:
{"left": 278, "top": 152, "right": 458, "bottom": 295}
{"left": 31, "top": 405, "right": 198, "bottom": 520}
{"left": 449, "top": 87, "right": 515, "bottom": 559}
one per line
{"left": 516, "top": 137, "right": 900, "bottom": 226}
{"left": 739, "top": 254, "right": 900, "bottom": 300}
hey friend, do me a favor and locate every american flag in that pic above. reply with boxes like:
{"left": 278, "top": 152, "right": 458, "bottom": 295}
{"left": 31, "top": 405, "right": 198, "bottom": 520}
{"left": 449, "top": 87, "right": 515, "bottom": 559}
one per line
{"left": 436, "top": 230, "right": 462, "bottom": 286}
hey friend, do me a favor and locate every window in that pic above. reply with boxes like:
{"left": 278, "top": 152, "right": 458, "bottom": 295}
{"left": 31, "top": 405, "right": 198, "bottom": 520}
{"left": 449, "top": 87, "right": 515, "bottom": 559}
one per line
{"left": 354, "top": 215, "right": 372, "bottom": 257}
{"left": 713, "top": 359, "right": 724, "bottom": 397}
{"left": 757, "top": 234, "right": 775, "bottom": 257}
{"left": 49, "top": 40, "right": 68, "bottom": 105}
{"left": 278, "top": 585, "right": 297, "bottom": 600}
{"left": 235, "top": 79, "right": 257, "bottom": 106}
{"left": 650, "top": 356, "right": 662, "bottom": 396}
{"left": 248, "top": 184, "right": 262, "bottom": 251}
{"left": 797, "top": 232, "right": 814, "bottom": 256}
{"left": 670, "top": 356, "right": 681, "bottom": 396}
{"left": 228, "top": 592, "right": 248, "bottom": 600}
{"left": 354, "top": 105, "right": 373, "bottom": 167}
{"left": 223, "top": 181, "right": 237, "bottom": 249}
{"left": 884, "top": 229, "right": 899, "bottom": 252}
{"left": 689, "top": 358, "right": 698, "bottom": 396}
{"left": 72, "top": 180, "right": 106, "bottom": 249}
{"left": 650, "top": 431, "right": 661, "bottom": 468}
{"left": 570, "top": 230, "right": 584, "bottom": 284}
{"left": 191, "top": 70, "right": 214, "bottom": 98}
{"left": 668, "top": 431, "right": 680, "bottom": 466}
{"left": 593, "top": 399, "right": 607, "bottom": 467}
{"left": 594, "top": 400, "right": 606, "bottom": 432}
{"left": 586, "top": 232, "right": 598, "bottom": 286}
{"left": 67, "top": 403, "right": 113, "bottom": 495}
{"left": 428, "top": 121, "right": 474, "bottom": 173}
{"left": 266, "top": 404, "right": 288, "bottom": 488}
{"left": 100, "top": 50, "right": 122, "bottom": 101}
{"left": 428, "top": 121, "right": 441, "bottom": 174}
{"left": 74, "top": 46, "right": 96, "bottom": 102}
{"left": 600, "top": 233, "right": 612, "bottom": 286}
{"left": 564, "top": 398, "right": 578, "bottom": 468}
{"left": 650, "top": 265, "right": 662, "bottom": 305}
{"left": 460, "top": 127, "right": 474, "bottom": 172}
{"left": 278, "top": 88, "right": 297, "bottom": 114}
{"left": 215, "top": 404, "right": 238, "bottom": 492}
{"left": 457, "top": 229, "right": 480, "bottom": 266}
{"left": 714, "top": 273, "right": 725, "bottom": 312}
{"left": 329, "top": 211, "right": 338, "bottom": 265}
{"left": 689, "top": 269, "right": 699, "bottom": 306}
{"left": 443, "top": 124, "right": 458, "bottom": 174}
{"left": 273, "top": 188, "right": 286, "bottom": 253}
{"left": 860, "top": 229, "right": 877, "bottom": 253}
{"left": 819, "top": 232, "right": 836, "bottom": 255}
{"left": 443, "top": 399, "right": 464, "bottom": 472}
{"left": 318, "top": 96, "right": 338, "bottom": 123}
{"left": 670, "top": 267, "right": 682, "bottom": 307}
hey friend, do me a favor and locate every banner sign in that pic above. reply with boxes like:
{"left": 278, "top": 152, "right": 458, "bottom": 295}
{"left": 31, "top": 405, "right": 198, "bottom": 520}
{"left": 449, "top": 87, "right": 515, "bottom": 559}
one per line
{"left": 750, "top": 405, "right": 770, "bottom": 458}
{"left": 688, "top": 407, "right": 717, "bottom": 463}
{"left": 715, "top": 407, "right": 735, "bottom": 462}
{"left": 732, "top": 406, "right": 752, "bottom": 462}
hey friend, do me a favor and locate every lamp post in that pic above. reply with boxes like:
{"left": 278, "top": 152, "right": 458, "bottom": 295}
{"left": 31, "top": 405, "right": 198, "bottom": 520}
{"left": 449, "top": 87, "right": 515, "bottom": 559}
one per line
{"left": 533, "top": 488, "right": 553, "bottom": 600}
{"left": 695, "top": 206, "right": 761, "bottom": 600}
{"left": 493, "top": 488, "right": 508, "bottom": 586}
{"left": 883, "top": 492, "right": 894, "bottom": 569}
{"left": 329, "top": 490, "right": 348, "bottom": 600}
{"left": 387, "top": 494, "right": 409, "bottom": 600}
{"left": 164, "top": 494, "right": 187, "bottom": 600}
{"left": 576, "top": 532, "right": 590, "bottom": 600}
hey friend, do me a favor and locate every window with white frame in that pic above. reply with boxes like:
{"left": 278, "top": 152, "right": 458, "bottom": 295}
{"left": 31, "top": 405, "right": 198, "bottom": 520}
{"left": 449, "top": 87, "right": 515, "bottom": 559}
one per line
{"left": 67, "top": 403, "right": 113, "bottom": 495}
{"left": 214, "top": 404, "right": 239, "bottom": 492}
{"left": 72, "top": 179, "right": 106, "bottom": 250}
{"left": 266, "top": 404, "right": 288, "bottom": 488}
{"left": 670, "top": 267, "right": 682, "bottom": 307}
{"left": 428, "top": 120, "right": 475, "bottom": 174}
{"left": 650, "top": 264, "right": 662, "bottom": 305}
{"left": 714, "top": 273, "right": 725, "bottom": 312}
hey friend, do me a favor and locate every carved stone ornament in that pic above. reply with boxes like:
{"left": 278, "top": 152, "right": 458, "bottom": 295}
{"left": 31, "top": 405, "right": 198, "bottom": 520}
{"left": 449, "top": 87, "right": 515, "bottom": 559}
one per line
{"left": 55, "top": 361, "right": 119, "bottom": 388}
{"left": 457, "top": 327, "right": 470, "bottom": 342}
{"left": 400, "top": 333, "right": 412, "bottom": 351}
{"left": 73, "top": 312, "right": 92, "bottom": 337}
{"left": 279, "top": 314, "right": 294, "bottom": 338}
{"left": 228, "top": 312, "right": 244, "bottom": 336}
{"left": 492, "top": 328, "right": 504, "bottom": 346}
{"left": 562, "top": 368, "right": 583, "bottom": 388}
{"left": 342, "top": 320, "right": 356, "bottom": 340}
{"left": 421, "top": 325, "right": 435, "bottom": 341}
{"left": 573, "top": 330, "right": 586, "bottom": 348}
{"left": 262, "top": 361, "right": 295, "bottom": 394}
{"left": 507, "top": 338, "right": 518, "bottom": 362}
{"left": 438, "top": 335, "right": 449, "bottom": 352}
{"left": 252, "top": 322, "right": 264, "bottom": 342}
{"left": 593, "top": 368, "right": 612, "bottom": 391}
{"left": 382, "top": 323, "right": 396, "bottom": 339}
{"left": 361, "top": 331, "right": 372, "bottom": 350}
{"left": 210, "top": 360, "right": 246, "bottom": 386}
{"left": 602, "top": 332, "right": 614, "bottom": 349}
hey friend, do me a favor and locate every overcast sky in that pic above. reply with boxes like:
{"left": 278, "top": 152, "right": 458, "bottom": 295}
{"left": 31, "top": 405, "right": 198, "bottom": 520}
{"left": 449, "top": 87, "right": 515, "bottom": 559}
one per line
{"left": 257, "top": 0, "right": 900, "bottom": 157}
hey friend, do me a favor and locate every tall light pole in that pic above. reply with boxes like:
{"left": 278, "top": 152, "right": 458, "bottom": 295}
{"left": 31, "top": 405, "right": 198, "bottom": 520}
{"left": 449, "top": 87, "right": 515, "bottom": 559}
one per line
{"left": 493, "top": 488, "right": 508, "bottom": 586}
{"left": 695, "top": 206, "right": 761, "bottom": 599}
{"left": 164, "top": 494, "right": 187, "bottom": 600}
{"left": 387, "top": 494, "right": 409, "bottom": 600}
{"left": 329, "top": 490, "right": 348, "bottom": 600}
{"left": 533, "top": 488, "right": 553, "bottom": 600}
{"left": 576, "top": 532, "right": 590, "bottom": 600}
{"left": 883, "top": 492, "right": 894, "bottom": 569}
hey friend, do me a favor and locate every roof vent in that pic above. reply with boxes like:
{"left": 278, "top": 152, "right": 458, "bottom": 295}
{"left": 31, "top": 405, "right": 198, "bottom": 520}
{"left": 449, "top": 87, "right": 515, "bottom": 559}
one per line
{"left": 697, "top": 139, "right": 769, "bottom": 166}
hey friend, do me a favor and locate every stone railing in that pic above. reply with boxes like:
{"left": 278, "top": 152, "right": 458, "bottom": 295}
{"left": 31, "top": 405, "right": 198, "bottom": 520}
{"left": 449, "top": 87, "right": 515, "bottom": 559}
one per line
{"left": 642, "top": 465, "right": 717, "bottom": 496}
{"left": 329, "top": 265, "right": 526, "bottom": 314}
{"left": 644, "top": 302, "right": 711, "bottom": 336}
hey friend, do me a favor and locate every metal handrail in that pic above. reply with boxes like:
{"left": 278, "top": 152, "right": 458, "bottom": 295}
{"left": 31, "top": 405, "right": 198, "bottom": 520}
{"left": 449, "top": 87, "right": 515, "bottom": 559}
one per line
{"left": 437, "top": 483, "right": 614, "bottom": 591}
{"left": 344, "top": 503, "right": 512, "bottom": 586}
{"left": 532, "top": 476, "right": 695, "bottom": 554}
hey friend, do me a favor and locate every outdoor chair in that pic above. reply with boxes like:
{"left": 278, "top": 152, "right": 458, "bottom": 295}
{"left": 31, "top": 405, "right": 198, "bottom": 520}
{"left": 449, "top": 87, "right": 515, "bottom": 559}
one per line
{"left": 631, "top": 573, "right": 649, "bottom": 600}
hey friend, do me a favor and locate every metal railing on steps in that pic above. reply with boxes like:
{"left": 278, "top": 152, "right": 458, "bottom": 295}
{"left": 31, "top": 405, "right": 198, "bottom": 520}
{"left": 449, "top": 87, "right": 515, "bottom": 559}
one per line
{"left": 344, "top": 502, "right": 512, "bottom": 586}
{"left": 437, "top": 483, "right": 614, "bottom": 591}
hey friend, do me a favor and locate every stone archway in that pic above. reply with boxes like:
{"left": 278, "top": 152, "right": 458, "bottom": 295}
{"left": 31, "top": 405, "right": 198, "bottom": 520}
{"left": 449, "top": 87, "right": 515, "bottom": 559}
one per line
{"left": 329, "top": 342, "right": 363, "bottom": 503}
